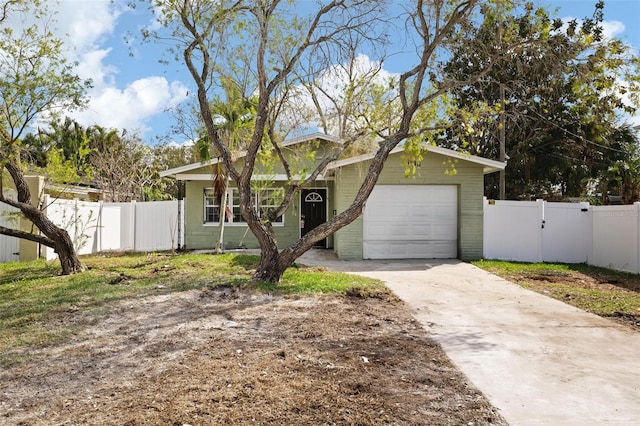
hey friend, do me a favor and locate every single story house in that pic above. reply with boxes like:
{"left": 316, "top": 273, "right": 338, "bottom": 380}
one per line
{"left": 160, "top": 133, "right": 504, "bottom": 260}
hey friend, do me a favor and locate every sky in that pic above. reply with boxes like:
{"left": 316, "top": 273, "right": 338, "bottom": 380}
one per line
{"left": 21, "top": 0, "right": 640, "bottom": 145}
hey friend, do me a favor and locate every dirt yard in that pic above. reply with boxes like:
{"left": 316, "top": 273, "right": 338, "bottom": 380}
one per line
{"left": 0, "top": 285, "right": 506, "bottom": 425}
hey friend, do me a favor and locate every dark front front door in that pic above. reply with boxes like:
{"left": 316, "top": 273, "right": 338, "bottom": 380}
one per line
{"left": 301, "top": 188, "right": 327, "bottom": 247}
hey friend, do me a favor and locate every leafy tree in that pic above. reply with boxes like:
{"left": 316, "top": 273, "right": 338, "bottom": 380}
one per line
{"left": 89, "top": 128, "right": 156, "bottom": 202}
{"left": 20, "top": 118, "right": 186, "bottom": 202}
{"left": 596, "top": 125, "right": 640, "bottom": 204}
{"left": 150, "top": 142, "right": 200, "bottom": 199}
{"left": 441, "top": 1, "right": 640, "bottom": 200}
{"left": 146, "top": 0, "right": 549, "bottom": 283}
{"left": 21, "top": 117, "right": 94, "bottom": 188}
{"left": 0, "top": 0, "right": 90, "bottom": 274}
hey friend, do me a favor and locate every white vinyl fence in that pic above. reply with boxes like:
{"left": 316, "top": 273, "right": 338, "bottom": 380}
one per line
{"left": 484, "top": 199, "right": 640, "bottom": 274}
{"left": 0, "top": 197, "right": 183, "bottom": 262}
{"left": 0, "top": 203, "right": 20, "bottom": 263}
{"left": 111, "top": 200, "right": 183, "bottom": 252}
{"left": 43, "top": 197, "right": 184, "bottom": 260}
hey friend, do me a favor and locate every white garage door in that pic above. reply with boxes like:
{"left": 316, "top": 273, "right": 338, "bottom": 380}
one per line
{"left": 363, "top": 185, "right": 457, "bottom": 259}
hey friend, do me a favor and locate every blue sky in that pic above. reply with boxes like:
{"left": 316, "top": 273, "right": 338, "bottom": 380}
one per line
{"left": 42, "top": 0, "right": 640, "bottom": 145}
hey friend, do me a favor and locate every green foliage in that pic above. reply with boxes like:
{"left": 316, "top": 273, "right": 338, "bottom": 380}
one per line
{"left": 88, "top": 128, "right": 157, "bottom": 202}
{"left": 255, "top": 266, "right": 387, "bottom": 295}
{"left": 23, "top": 117, "right": 95, "bottom": 185}
{"left": 0, "top": 0, "right": 90, "bottom": 275}
{"left": 0, "top": 1, "right": 90, "bottom": 159}
{"left": 149, "top": 142, "right": 199, "bottom": 200}
{"left": 596, "top": 125, "right": 640, "bottom": 204}
{"left": 19, "top": 119, "right": 184, "bottom": 202}
{"left": 442, "top": 1, "right": 640, "bottom": 201}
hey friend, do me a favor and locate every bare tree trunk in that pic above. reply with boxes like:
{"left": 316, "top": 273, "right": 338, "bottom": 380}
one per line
{"left": 251, "top": 235, "right": 291, "bottom": 282}
{"left": 2, "top": 160, "right": 84, "bottom": 275}
{"left": 250, "top": 138, "right": 399, "bottom": 282}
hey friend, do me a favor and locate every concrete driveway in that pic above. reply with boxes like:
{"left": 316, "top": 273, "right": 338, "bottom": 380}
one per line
{"left": 298, "top": 250, "right": 640, "bottom": 426}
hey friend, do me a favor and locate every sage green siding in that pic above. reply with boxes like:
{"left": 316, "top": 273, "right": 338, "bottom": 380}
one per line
{"left": 181, "top": 137, "right": 338, "bottom": 251}
{"left": 333, "top": 151, "right": 486, "bottom": 260}
{"left": 184, "top": 180, "right": 334, "bottom": 250}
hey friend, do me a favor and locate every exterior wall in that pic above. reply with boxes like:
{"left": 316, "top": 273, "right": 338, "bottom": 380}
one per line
{"left": 333, "top": 164, "right": 366, "bottom": 260}
{"left": 334, "top": 151, "right": 486, "bottom": 260}
{"left": 184, "top": 180, "right": 334, "bottom": 250}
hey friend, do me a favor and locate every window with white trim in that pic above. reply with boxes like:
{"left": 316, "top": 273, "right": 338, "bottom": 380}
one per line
{"left": 229, "top": 189, "right": 243, "bottom": 223}
{"left": 204, "top": 188, "right": 284, "bottom": 225}
{"left": 204, "top": 188, "right": 220, "bottom": 223}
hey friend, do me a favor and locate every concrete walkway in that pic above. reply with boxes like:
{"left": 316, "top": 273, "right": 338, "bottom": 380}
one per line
{"left": 298, "top": 251, "right": 640, "bottom": 426}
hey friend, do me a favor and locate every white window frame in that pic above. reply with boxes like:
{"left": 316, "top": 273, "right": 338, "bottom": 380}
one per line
{"left": 203, "top": 188, "right": 220, "bottom": 224}
{"left": 204, "top": 188, "right": 284, "bottom": 226}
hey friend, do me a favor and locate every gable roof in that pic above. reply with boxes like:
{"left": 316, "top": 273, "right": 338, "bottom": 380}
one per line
{"left": 326, "top": 144, "right": 505, "bottom": 175}
{"left": 161, "top": 133, "right": 505, "bottom": 179}
{"left": 160, "top": 132, "right": 340, "bottom": 178}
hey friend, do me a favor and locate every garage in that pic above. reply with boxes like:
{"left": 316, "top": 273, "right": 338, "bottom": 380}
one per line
{"left": 363, "top": 185, "right": 458, "bottom": 259}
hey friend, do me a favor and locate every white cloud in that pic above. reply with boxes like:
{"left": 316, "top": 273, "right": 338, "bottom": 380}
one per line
{"left": 600, "top": 20, "right": 625, "bottom": 39}
{"left": 168, "top": 139, "right": 196, "bottom": 148}
{"left": 72, "top": 77, "right": 189, "bottom": 133}
{"left": 53, "top": 0, "right": 120, "bottom": 54}
{"left": 43, "top": 0, "right": 189, "bottom": 136}
{"left": 75, "top": 48, "right": 118, "bottom": 89}
{"left": 316, "top": 54, "right": 397, "bottom": 101}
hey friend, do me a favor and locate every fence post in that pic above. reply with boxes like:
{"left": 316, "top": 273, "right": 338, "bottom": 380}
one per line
{"left": 73, "top": 198, "right": 79, "bottom": 247}
{"left": 131, "top": 200, "right": 137, "bottom": 251}
{"left": 179, "top": 199, "right": 184, "bottom": 249}
{"left": 97, "top": 201, "right": 103, "bottom": 253}
{"left": 482, "top": 197, "right": 487, "bottom": 258}
{"left": 536, "top": 199, "right": 545, "bottom": 263}
{"left": 580, "top": 201, "right": 592, "bottom": 265}
{"left": 635, "top": 202, "right": 640, "bottom": 274}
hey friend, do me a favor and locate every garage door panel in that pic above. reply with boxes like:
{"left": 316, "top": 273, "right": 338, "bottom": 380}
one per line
{"left": 363, "top": 185, "right": 457, "bottom": 259}
{"left": 363, "top": 240, "right": 456, "bottom": 259}
{"left": 384, "top": 204, "right": 409, "bottom": 217}
{"left": 411, "top": 206, "right": 430, "bottom": 216}
{"left": 365, "top": 222, "right": 414, "bottom": 238}
{"left": 431, "top": 205, "right": 456, "bottom": 218}
{"left": 366, "top": 222, "right": 451, "bottom": 240}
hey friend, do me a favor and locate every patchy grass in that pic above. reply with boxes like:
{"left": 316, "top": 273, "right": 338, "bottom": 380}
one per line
{"left": 0, "top": 252, "right": 385, "bottom": 364}
{"left": 473, "top": 260, "right": 640, "bottom": 328}
{"left": 255, "top": 264, "right": 390, "bottom": 296}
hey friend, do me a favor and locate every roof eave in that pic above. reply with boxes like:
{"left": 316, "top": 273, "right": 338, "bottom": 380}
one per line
{"left": 160, "top": 132, "right": 340, "bottom": 178}
{"left": 326, "top": 144, "right": 506, "bottom": 173}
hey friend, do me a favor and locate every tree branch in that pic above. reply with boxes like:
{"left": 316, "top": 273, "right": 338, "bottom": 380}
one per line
{"left": 0, "top": 224, "right": 55, "bottom": 248}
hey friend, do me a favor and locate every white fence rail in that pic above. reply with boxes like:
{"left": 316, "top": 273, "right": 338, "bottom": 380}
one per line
{"left": 0, "top": 198, "right": 183, "bottom": 262}
{"left": 484, "top": 199, "right": 640, "bottom": 274}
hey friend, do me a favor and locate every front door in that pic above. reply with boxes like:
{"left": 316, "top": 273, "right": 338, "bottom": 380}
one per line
{"left": 301, "top": 188, "right": 327, "bottom": 247}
